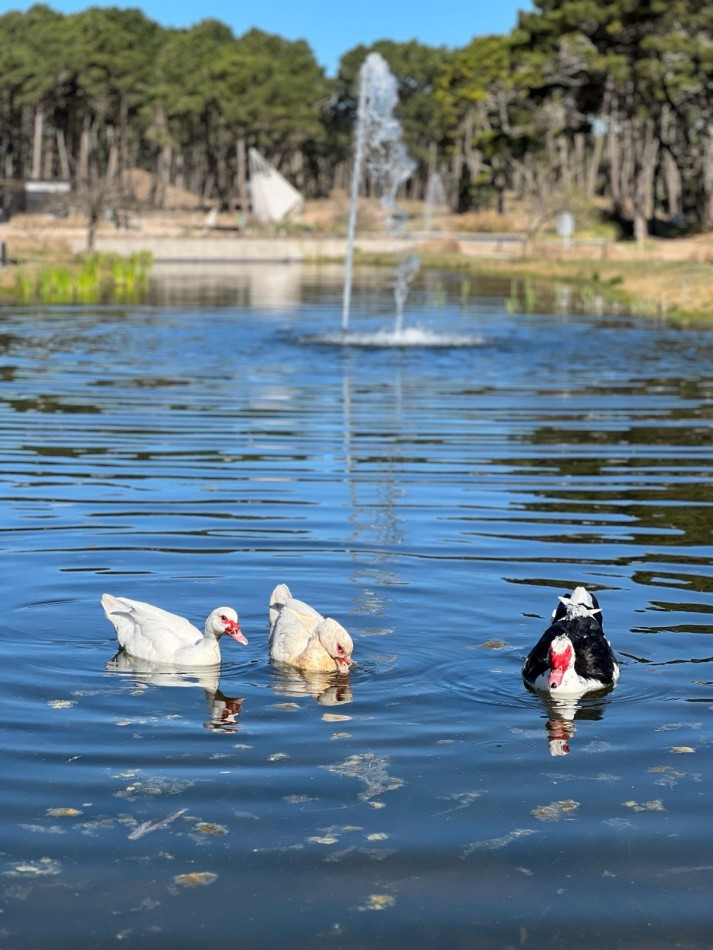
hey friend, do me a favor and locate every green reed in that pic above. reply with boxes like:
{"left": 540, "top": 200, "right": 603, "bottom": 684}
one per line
{"left": 505, "top": 276, "right": 538, "bottom": 313}
{"left": 6, "top": 252, "right": 152, "bottom": 305}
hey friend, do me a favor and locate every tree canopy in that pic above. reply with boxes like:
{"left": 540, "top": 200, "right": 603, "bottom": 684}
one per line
{"left": 2, "top": 1, "right": 713, "bottom": 236}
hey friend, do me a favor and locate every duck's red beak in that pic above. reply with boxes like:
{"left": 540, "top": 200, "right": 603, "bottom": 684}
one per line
{"left": 225, "top": 619, "right": 248, "bottom": 645}
{"left": 548, "top": 667, "right": 565, "bottom": 688}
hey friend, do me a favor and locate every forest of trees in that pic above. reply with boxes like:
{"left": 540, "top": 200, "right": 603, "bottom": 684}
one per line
{"left": 2, "top": 1, "right": 713, "bottom": 239}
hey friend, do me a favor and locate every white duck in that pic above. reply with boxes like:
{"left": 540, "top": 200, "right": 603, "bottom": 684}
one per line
{"left": 101, "top": 593, "right": 247, "bottom": 667}
{"left": 268, "top": 584, "right": 353, "bottom": 673}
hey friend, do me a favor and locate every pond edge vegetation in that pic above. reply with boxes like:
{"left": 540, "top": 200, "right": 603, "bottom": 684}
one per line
{"left": 1, "top": 238, "right": 710, "bottom": 323}
{"left": 6, "top": 252, "right": 153, "bottom": 306}
{"left": 347, "top": 248, "right": 713, "bottom": 324}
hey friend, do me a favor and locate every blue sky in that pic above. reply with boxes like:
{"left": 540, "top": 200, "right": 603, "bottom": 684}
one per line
{"left": 1, "top": 0, "right": 534, "bottom": 75}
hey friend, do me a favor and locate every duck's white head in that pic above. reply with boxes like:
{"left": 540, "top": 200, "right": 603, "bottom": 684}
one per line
{"left": 547, "top": 633, "right": 575, "bottom": 689}
{"left": 317, "top": 619, "right": 353, "bottom": 674}
{"left": 206, "top": 607, "right": 248, "bottom": 645}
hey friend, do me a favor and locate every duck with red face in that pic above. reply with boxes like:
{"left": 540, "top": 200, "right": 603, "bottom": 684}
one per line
{"left": 522, "top": 587, "right": 619, "bottom": 696}
{"left": 101, "top": 594, "right": 247, "bottom": 666}
{"left": 268, "top": 584, "right": 354, "bottom": 674}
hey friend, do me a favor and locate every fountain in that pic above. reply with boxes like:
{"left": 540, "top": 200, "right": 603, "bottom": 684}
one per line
{"left": 341, "top": 52, "right": 416, "bottom": 334}
{"left": 310, "top": 52, "right": 483, "bottom": 348}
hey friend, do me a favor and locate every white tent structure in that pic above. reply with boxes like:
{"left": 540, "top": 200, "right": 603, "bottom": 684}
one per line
{"left": 248, "top": 148, "right": 304, "bottom": 224}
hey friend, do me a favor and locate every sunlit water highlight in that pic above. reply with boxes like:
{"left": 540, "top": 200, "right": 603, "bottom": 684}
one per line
{"left": 1, "top": 264, "right": 712, "bottom": 948}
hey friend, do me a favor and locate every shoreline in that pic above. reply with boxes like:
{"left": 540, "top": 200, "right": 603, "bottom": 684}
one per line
{"left": 1, "top": 219, "right": 712, "bottom": 321}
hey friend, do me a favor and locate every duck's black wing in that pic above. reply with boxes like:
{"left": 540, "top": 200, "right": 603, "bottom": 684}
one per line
{"left": 568, "top": 616, "right": 617, "bottom": 685}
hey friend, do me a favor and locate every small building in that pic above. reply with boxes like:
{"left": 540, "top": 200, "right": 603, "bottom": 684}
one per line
{"left": 0, "top": 179, "right": 71, "bottom": 219}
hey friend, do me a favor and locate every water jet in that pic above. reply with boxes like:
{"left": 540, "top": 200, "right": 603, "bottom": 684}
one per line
{"left": 331, "top": 53, "right": 483, "bottom": 349}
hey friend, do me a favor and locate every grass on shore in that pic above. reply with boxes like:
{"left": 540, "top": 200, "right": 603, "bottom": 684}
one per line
{"left": 2, "top": 251, "right": 152, "bottom": 305}
{"left": 470, "top": 257, "right": 713, "bottom": 323}
{"left": 354, "top": 249, "right": 713, "bottom": 323}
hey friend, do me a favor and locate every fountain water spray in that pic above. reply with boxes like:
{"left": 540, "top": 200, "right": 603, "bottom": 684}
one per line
{"left": 393, "top": 254, "right": 420, "bottom": 336}
{"left": 423, "top": 171, "right": 447, "bottom": 234}
{"left": 341, "top": 53, "right": 416, "bottom": 332}
{"left": 301, "top": 52, "right": 484, "bottom": 348}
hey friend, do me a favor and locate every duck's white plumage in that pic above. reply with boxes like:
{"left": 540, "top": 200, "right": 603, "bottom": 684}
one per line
{"left": 268, "top": 584, "right": 353, "bottom": 673}
{"left": 101, "top": 593, "right": 247, "bottom": 666}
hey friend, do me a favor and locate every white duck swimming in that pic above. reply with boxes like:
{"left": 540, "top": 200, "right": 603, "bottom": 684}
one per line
{"left": 522, "top": 586, "right": 619, "bottom": 696}
{"left": 101, "top": 593, "right": 247, "bottom": 666}
{"left": 268, "top": 584, "right": 353, "bottom": 673}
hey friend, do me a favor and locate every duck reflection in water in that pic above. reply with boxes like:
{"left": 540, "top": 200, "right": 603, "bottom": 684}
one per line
{"left": 533, "top": 691, "right": 613, "bottom": 756}
{"left": 269, "top": 666, "right": 353, "bottom": 706}
{"left": 105, "top": 651, "right": 245, "bottom": 732}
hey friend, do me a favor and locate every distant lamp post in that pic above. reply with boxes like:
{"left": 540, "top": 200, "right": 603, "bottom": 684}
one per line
{"left": 556, "top": 211, "right": 575, "bottom": 248}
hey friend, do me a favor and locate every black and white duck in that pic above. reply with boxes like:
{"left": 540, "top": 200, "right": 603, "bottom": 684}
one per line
{"left": 522, "top": 586, "right": 619, "bottom": 696}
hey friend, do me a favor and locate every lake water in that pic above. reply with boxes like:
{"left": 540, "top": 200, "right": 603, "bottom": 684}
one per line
{"left": 1, "top": 263, "right": 712, "bottom": 948}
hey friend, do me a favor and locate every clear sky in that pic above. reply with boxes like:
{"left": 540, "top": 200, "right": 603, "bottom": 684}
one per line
{"left": 0, "top": 0, "right": 534, "bottom": 75}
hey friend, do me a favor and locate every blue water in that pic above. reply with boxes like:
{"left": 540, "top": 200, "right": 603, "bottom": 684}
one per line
{"left": 1, "top": 264, "right": 712, "bottom": 948}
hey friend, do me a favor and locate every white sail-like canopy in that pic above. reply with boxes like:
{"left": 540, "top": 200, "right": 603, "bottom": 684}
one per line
{"left": 248, "top": 148, "right": 304, "bottom": 223}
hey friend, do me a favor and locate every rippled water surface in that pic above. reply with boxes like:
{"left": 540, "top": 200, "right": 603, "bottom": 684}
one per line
{"left": 1, "top": 264, "right": 712, "bottom": 948}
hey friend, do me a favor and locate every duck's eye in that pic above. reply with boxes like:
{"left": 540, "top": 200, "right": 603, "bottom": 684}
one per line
{"left": 337, "top": 644, "right": 345, "bottom": 655}
{"left": 220, "top": 615, "right": 228, "bottom": 623}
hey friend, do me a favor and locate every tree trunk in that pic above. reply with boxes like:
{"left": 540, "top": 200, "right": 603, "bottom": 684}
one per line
{"left": 427, "top": 140, "right": 438, "bottom": 182}
{"left": 664, "top": 151, "right": 681, "bottom": 219}
{"left": 451, "top": 137, "right": 463, "bottom": 210}
{"left": 117, "top": 95, "right": 128, "bottom": 181}
{"left": 87, "top": 202, "right": 99, "bottom": 250}
{"left": 559, "top": 135, "right": 572, "bottom": 190}
{"left": 106, "top": 125, "right": 118, "bottom": 183}
{"left": 31, "top": 106, "right": 44, "bottom": 180}
{"left": 606, "top": 117, "right": 622, "bottom": 216}
{"left": 290, "top": 149, "right": 304, "bottom": 192}
{"left": 42, "top": 131, "right": 54, "bottom": 180}
{"left": 659, "top": 106, "right": 680, "bottom": 219}
{"left": 632, "top": 119, "right": 656, "bottom": 244}
{"left": 56, "top": 129, "right": 71, "bottom": 180}
{"left": 703, "top": 125, "right": 713, "bottom": 230}
{"left": 157, "top": 144, "right": 172, "bottom": 208}
{"left": 174, "top": 152, "right": 185, "bottom": 194}
{"left": 586, "top": 132, "right": 604, "bottom": 198}
{"left": 78, "top": 114, "right": 91, "bottom": 185}
{"left": 235, "top": 137, "right": 247, "bottom": 209}
{"left": 459, "top": 109, "right": 482, "bottom": 211}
